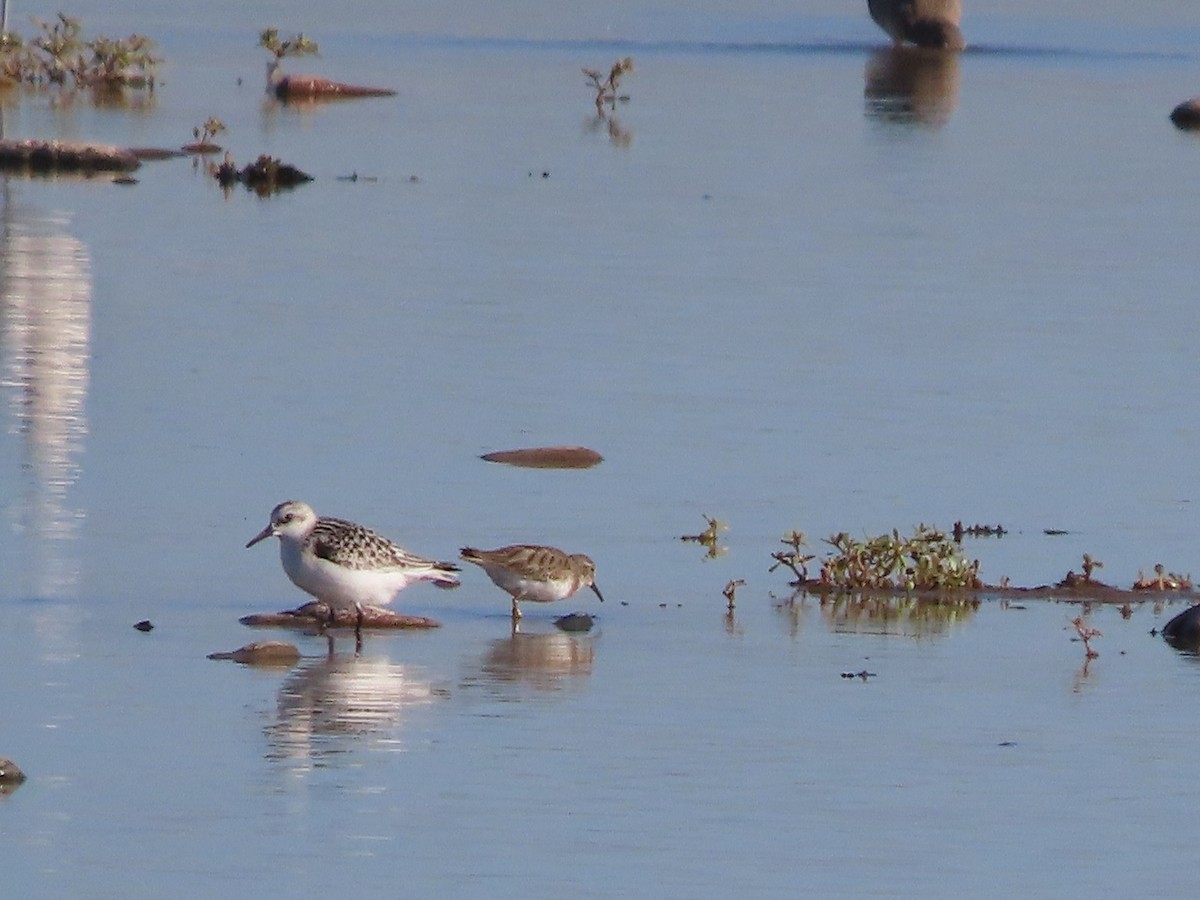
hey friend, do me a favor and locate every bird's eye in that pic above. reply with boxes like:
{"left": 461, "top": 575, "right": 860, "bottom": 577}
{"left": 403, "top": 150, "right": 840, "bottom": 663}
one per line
{"left": 281, "top": 514, "right": 293, "bottom": 523}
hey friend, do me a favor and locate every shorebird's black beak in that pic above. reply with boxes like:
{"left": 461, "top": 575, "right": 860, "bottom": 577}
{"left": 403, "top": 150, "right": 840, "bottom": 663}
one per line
{"left": 590, "top": 583, "right": 605, "bottom": 603}
{"left": 245, "top": 525, "right": 275, "bottom": 548}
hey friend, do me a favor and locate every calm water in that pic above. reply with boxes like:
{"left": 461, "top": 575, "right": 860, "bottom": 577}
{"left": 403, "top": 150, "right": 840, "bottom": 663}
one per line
{"left": 3, "top": 1, "right": 1200, "bottom": 896}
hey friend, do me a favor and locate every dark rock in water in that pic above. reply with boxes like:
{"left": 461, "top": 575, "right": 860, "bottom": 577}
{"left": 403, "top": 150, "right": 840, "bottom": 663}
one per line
{"left": 133, "top": 620, "right": 154, "bottom": 632}
{"left": 0, "top": 757, "right": 27, "bottom": 785}
{"left": 481, "top": 446, "right": 604, "bottom": 469}
{"left": 1170, "top": 99, "right": 1200, "bottom": 130}
{"left": 1162, "top": 603, "right": 1200, "bottom": 650}
{"left": 555, "top": 612, "right": 595, "bottom": 632}
{"left": 207, "top": 640, "right": 302, "bottom": 666}
{"left": 240, "top": 601, "right": 440, "bottom": 630}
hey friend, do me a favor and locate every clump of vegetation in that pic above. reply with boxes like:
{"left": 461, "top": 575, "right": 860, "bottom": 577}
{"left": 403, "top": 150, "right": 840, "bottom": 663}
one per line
{"left": 776, "top": 524, "right": 982, "bottom": 592}
{"left": 1132, "top": 564, "right": 1192, "bottom": 592}
{"left": 214, "top": 153, "right": 313, "bottom": 197}
{"left": 1057, "top": 553, "right": 1106, "bottom": 589}
{"left": 259, "top": 27, "right": 318, "bottom": 61}
{"left": 583, "top": 56, "right": 633, "bottom": 112}
{"left": 0, "top": 14, "right": 160, "bottom": 89}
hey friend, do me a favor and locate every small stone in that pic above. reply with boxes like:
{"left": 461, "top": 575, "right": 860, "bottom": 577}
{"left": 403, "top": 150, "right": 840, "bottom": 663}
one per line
{"left": 133, "top": 620, "right": 154, "bottom": 632}
{"left": 555, "top": 613, "right": 594, "bottom": 632}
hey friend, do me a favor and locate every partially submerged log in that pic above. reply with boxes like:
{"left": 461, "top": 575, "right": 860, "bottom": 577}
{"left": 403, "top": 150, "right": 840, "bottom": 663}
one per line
{"left": 0, "top": 139, "right": 140, "bottom": 174}
{"left": 481, "top": 446, "right": 604, "bottom": 469}
{"left": 240, "top": 600, "right": 440, "bottom": 630}
{"left": 208, "top": 640, "right": 302, "bottom": 666}
{"left": 267, "top": 59, "right": 396, "bottom": 100}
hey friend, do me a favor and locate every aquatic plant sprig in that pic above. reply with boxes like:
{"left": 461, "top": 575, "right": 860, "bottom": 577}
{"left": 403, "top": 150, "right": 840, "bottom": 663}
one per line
{"left": 1071, "top": 616, "right": 1101, "bottom": 659}
{"left": 259, "top": 28, "right": 319, "bottom": 60}
{"left": 583, "top": 56, "right": 633, "bottom": 112}
{"left": 680, "top": 514, "right": 728, "bottom": 560}
{"left": 769, "top": 531, "right": 815, "bottom": 585}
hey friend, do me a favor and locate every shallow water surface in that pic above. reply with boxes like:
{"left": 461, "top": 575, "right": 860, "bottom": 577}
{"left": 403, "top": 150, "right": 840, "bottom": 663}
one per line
{"left": 2, "top": 1, "right": 1200, "bottom": 896}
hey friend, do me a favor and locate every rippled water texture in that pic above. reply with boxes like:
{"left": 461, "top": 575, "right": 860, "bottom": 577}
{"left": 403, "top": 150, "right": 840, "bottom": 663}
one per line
{"left": 2, "top": 1, "right": 1200, "bottom": 896}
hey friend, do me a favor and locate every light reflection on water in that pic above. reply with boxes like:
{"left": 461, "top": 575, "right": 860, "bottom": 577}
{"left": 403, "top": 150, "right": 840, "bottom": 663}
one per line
{"left": 0, "top": 192, "right": 90, "bottom": 600}
{"left": 266, "top": 654, "right": 444, "bottom": 769}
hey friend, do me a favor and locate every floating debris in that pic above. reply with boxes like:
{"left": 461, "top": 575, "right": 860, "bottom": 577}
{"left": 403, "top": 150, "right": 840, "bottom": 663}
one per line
{"left": 840, "top": 670, "right": 877, "bottom": 681}
{"left": 480, "top": 446, "right": 603, "bottom": 469}
{"left": 133, "top": 620, "right": 154, "bottom": 632}
{"left": 207, "top": 640, "right": 301, "bottom": 666}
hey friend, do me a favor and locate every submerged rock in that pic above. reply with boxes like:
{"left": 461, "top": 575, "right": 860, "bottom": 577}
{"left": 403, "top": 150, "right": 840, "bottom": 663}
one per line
{"left": 208, "top": 640, "right": 302, "bottom": 666}
{"left": 240, "top": 601, "right": 440, "bottom": 630}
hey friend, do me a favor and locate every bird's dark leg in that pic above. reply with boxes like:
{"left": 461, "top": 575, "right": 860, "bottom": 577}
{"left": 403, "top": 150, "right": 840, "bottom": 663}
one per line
{"left": 355, "top": 603, "right": 364, "bottom": 655}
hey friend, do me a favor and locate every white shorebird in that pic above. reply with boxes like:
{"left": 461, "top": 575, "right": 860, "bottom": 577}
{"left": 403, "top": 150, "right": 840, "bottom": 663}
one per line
{"left": 247, "top": 500, "right": 459, "bottom": 649}
{"left": 460, "top": 544, "right": 604, "bottom": 623}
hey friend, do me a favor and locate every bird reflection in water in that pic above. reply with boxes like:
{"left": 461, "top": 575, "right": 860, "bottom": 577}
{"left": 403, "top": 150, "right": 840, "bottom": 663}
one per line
{"left": 266, "top": 654, "right": 444, "bottom": 767}
{"left": 467, "top": 628, "right": 596, "bottom": 694}
{"left": 0, "top": 199, "right": 91, "bottom": 599}
{"left": 863, "top": 47, "right": 960, "bottom": 128}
